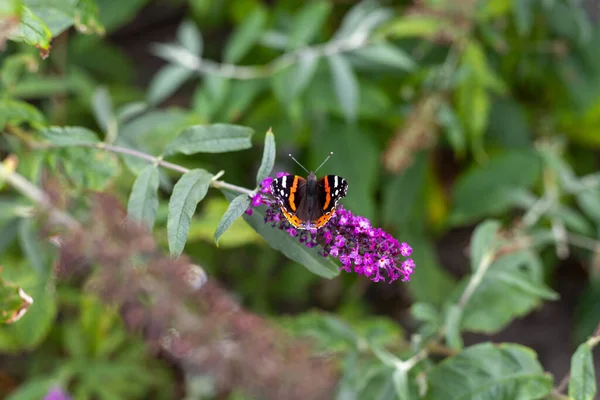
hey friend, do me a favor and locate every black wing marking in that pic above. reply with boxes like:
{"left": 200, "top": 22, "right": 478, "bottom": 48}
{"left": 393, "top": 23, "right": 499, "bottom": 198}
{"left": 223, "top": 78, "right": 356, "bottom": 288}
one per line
{"left": 317, "top": 175, "right": 348, "bottom": 214}
{"left": 271, "top": 175, "right": 306, "bottom": 214}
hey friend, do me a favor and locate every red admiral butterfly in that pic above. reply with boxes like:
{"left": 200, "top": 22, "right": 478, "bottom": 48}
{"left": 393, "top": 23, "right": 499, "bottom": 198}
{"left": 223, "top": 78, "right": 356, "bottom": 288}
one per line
{"left": 270, "top": 153, "right": 348, "bottom": 230}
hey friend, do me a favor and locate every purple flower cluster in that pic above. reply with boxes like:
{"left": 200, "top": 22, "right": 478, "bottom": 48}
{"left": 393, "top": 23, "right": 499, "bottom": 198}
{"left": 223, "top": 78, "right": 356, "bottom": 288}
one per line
{"left": 246, "top": 174, "right": 415, "bottom": 283}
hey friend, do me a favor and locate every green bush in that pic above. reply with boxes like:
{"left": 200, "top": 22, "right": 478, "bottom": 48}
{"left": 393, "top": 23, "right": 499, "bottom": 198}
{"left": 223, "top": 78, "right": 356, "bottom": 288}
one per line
{"left": 2, "top": 0, "right": 600, "bottom": 399}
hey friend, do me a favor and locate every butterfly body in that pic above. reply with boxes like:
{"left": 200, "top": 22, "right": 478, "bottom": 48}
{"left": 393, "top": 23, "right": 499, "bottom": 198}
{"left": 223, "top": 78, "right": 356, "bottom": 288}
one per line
{"left": 271, "top": 172, "right": 348, "bottom": 230}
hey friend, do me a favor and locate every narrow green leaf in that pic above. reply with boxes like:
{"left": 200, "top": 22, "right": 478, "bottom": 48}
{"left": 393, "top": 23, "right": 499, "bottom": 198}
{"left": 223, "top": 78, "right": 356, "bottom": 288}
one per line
{"left": 427, "top": 343, "right": 553, "bottom": 400}
{"left": 9, "top": 7, "right": 52, "bottom": 58}
{"left": 214, "top": 194, "right": 251, "bottom": 245}
{"left": 177, "top": 20, "right": 203, "bottom": 56}
{"left": 437, "top": 102, "right": 466, "bottom": 156}
{"left": 147, "top": 65, "right": 192, "bottom": 106}
{"left": 470, "top": 220, "right": 501, "bottom": 271}
{"left": 223, "top": 191, "right": 339, "bottom": 279}
{"left": 91, "top": 86, "right": 116, "bottom": 136}
{"left": 290, "top": 52, "right": 320, "bottom": 99}
{"left": 127, "top": 164, "right": 160, "bottom": 231}
{"left": 288, "top": 1, "right": 332, "bottom": 49}
{"left": 223, "top": 7, "right": 267, "bottom": 63}
{"left": 327, "top": 54, "right": 359, "bottom": 122}
{"left": 381, "top": 14, "right": 447, "bottom": 38}
{"left": 168, "top": 169, "right": 213, "bottom": 257}
{"left": 353, "top": 43, "right": 415, "bottom": 70}
{"left": 256, "top": 129, "right": 276, "bottom": 184}
{"left": 513, "top": 0, "right": 534, "bottom": 36}
{"left": 445, "top": 305, "right": 463, "bottom": 350}
{"left": 569, "top": 342, "right": 597, "bottom": 400}
{"left": 41, "top": 126, "right": 99, "bottom": 146}
{"left": 164, "top": 124, "right": 254, "bottom": 155}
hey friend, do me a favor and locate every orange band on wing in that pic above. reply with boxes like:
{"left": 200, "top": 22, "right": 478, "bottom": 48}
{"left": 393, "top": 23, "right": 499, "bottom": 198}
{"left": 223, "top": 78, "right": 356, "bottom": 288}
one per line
{"left": 288, "top": 176, "right": 299, "bottom": 212}
{"left": 313, "top": 208, "right": 336, "bottom": 229}
{"left": 322, "top": 177, "right": 331, "bottom": 210}
{"left": 281, "top": 206, "right": 302, "bottom": 228}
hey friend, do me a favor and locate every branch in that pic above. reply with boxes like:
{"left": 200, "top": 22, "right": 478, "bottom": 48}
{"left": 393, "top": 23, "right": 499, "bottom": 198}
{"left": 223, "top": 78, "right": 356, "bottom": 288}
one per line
{"left": 151, "top": 33, "right": 370, "bottom": 80}
{"left": 34, "top": 142, "right": 255, "bottom": 196}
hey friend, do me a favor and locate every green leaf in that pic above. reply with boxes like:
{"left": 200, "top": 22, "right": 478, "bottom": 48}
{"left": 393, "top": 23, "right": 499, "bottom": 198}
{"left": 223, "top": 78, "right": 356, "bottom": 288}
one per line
{"left": 381, "top": 14, "right": 448, "bottom": 38}
{"left": 223, "top": 6, "right": 267, "bottom": 63}
{"left": 9, "top": 7, "right": 52, "bottom": 58}
{"left": 459, "top": 250, "right": 558, "bottom": 333}
{"left": 177, "top": 20, "right": 203, "bottom": 55}
{"left": 214, "top": 194, "right": 251, "bottom": 245}
{"left": 289, "top": 52, "right": 320, "bottom": 99}
{"left": 147, "top": 65, "right": 192, "bottom": 106}
{"left": 256, "top": 129, "right": 276, "bottom": 185}
{"left": 18, "top": 218, "right": 46, "bottom": 274}
{"left": 450, "top": 150, "right": 541, "bottom": 225}
{"left": 288, "top": 1, "right": 332, "bottom": 49}
{"left": 438, "top": 102, "right": 466, "bottom": 156}
{"left": 327, "top": 54, "right": 359, "bottom": 122}
{"left": 426, "top": 343, "right": 553, "bottom": 400}
{"left": 0, "top": 259, "right": 57, "bottom": 352}
{"left": 223, "top": 190, "right": 339, "bottom": 279}
{"left": 46, "top": 147, "right": 121, "bottom": 191}
{"left": 0, "top": 99, "right": 46, "bottom": 131}
{"left": 0, "top": 277, "right": 33, "bottom": 324}
{"left": 576, "top": 188, "right": 600, "bottom": 224}
{"left": 569, "top": 342, "right": 597, "bottom": 400}
{"left": 164, "top": 124, "right": 254, "bottom": 156}
{"left": 91, "top": 86, "right": 116, "bottom": 136}
{"left": 470, "top": 220, "right": 501, "bottom": 271}
{"left": 127, "top": 164, "right": 160, "bottom": 231}
{"left": 41, "top": 126, "right": 100, "bottom": 146}
{"left": 186, "top": 198, "right": 261, "bottom": 248}
{"left": 167, "top": 169, "right": 213, "bottom": 257}
{"left": 334, "top": 1, "right": 392, "bottom": 39}
{"left": 513, "top": 0, "right": 535, "bottom": 36}
{"left": 352, "top": 43, "right": 415, "bottom": 70}
{"left": 444, "top": 305, "right": 463, "bottom": 350}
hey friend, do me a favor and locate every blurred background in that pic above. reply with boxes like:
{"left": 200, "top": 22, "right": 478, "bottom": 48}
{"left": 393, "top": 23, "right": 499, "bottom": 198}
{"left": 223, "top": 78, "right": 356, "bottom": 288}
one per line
{"left": 3, "top": 0, "right": 600, "bottom": 399}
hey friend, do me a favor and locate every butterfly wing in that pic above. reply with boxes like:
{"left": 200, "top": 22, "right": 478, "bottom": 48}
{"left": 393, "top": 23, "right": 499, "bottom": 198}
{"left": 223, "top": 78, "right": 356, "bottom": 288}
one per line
{"left": 271, "top": 175, "right": 306, "bottom": 228}
{"left": 310, "top": 175, "right": 348, "bottom": 229}
{"left": 317, "top": 175, "right": 348, "bottom": 214}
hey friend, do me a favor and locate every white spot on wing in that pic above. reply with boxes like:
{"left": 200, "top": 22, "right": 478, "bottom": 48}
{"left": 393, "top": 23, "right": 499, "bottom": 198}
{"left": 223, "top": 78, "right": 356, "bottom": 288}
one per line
{"left": 281, "top": 176, "right": 287, "bottom": 188}
{"left": 280, "top": 189, "right": 285, "bottom": 196}
{"left": 334, "top": 175, "right": 338, "bottom": 187}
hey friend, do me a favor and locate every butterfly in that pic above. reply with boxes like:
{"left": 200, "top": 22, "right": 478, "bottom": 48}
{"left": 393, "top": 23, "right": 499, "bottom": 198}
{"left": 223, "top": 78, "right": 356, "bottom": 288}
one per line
{"left": 270, "top": 153, "right": 348, "bottom": 230}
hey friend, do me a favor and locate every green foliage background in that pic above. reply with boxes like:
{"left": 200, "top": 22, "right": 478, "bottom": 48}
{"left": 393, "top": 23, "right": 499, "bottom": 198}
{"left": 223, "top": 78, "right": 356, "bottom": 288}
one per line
{"left": 2, "top": 0, "right": 600, "bottom": 399}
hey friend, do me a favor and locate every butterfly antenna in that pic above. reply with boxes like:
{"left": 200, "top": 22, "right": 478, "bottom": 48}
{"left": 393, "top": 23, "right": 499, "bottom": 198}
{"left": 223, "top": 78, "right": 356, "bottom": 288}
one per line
{"left": 314, "top": 152, "right": 334, "bottom": 173}
{"left": 288, "top": 154, "right": 310, "bottom": 174}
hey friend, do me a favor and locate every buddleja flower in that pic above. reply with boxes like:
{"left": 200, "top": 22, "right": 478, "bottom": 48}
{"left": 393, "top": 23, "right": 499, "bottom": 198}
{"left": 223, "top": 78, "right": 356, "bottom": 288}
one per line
{"left": 43, "top": 387, "right": 72, "bottom": 400}
{"left": 247, "top": 174, "right": 415, "bottom": 283}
